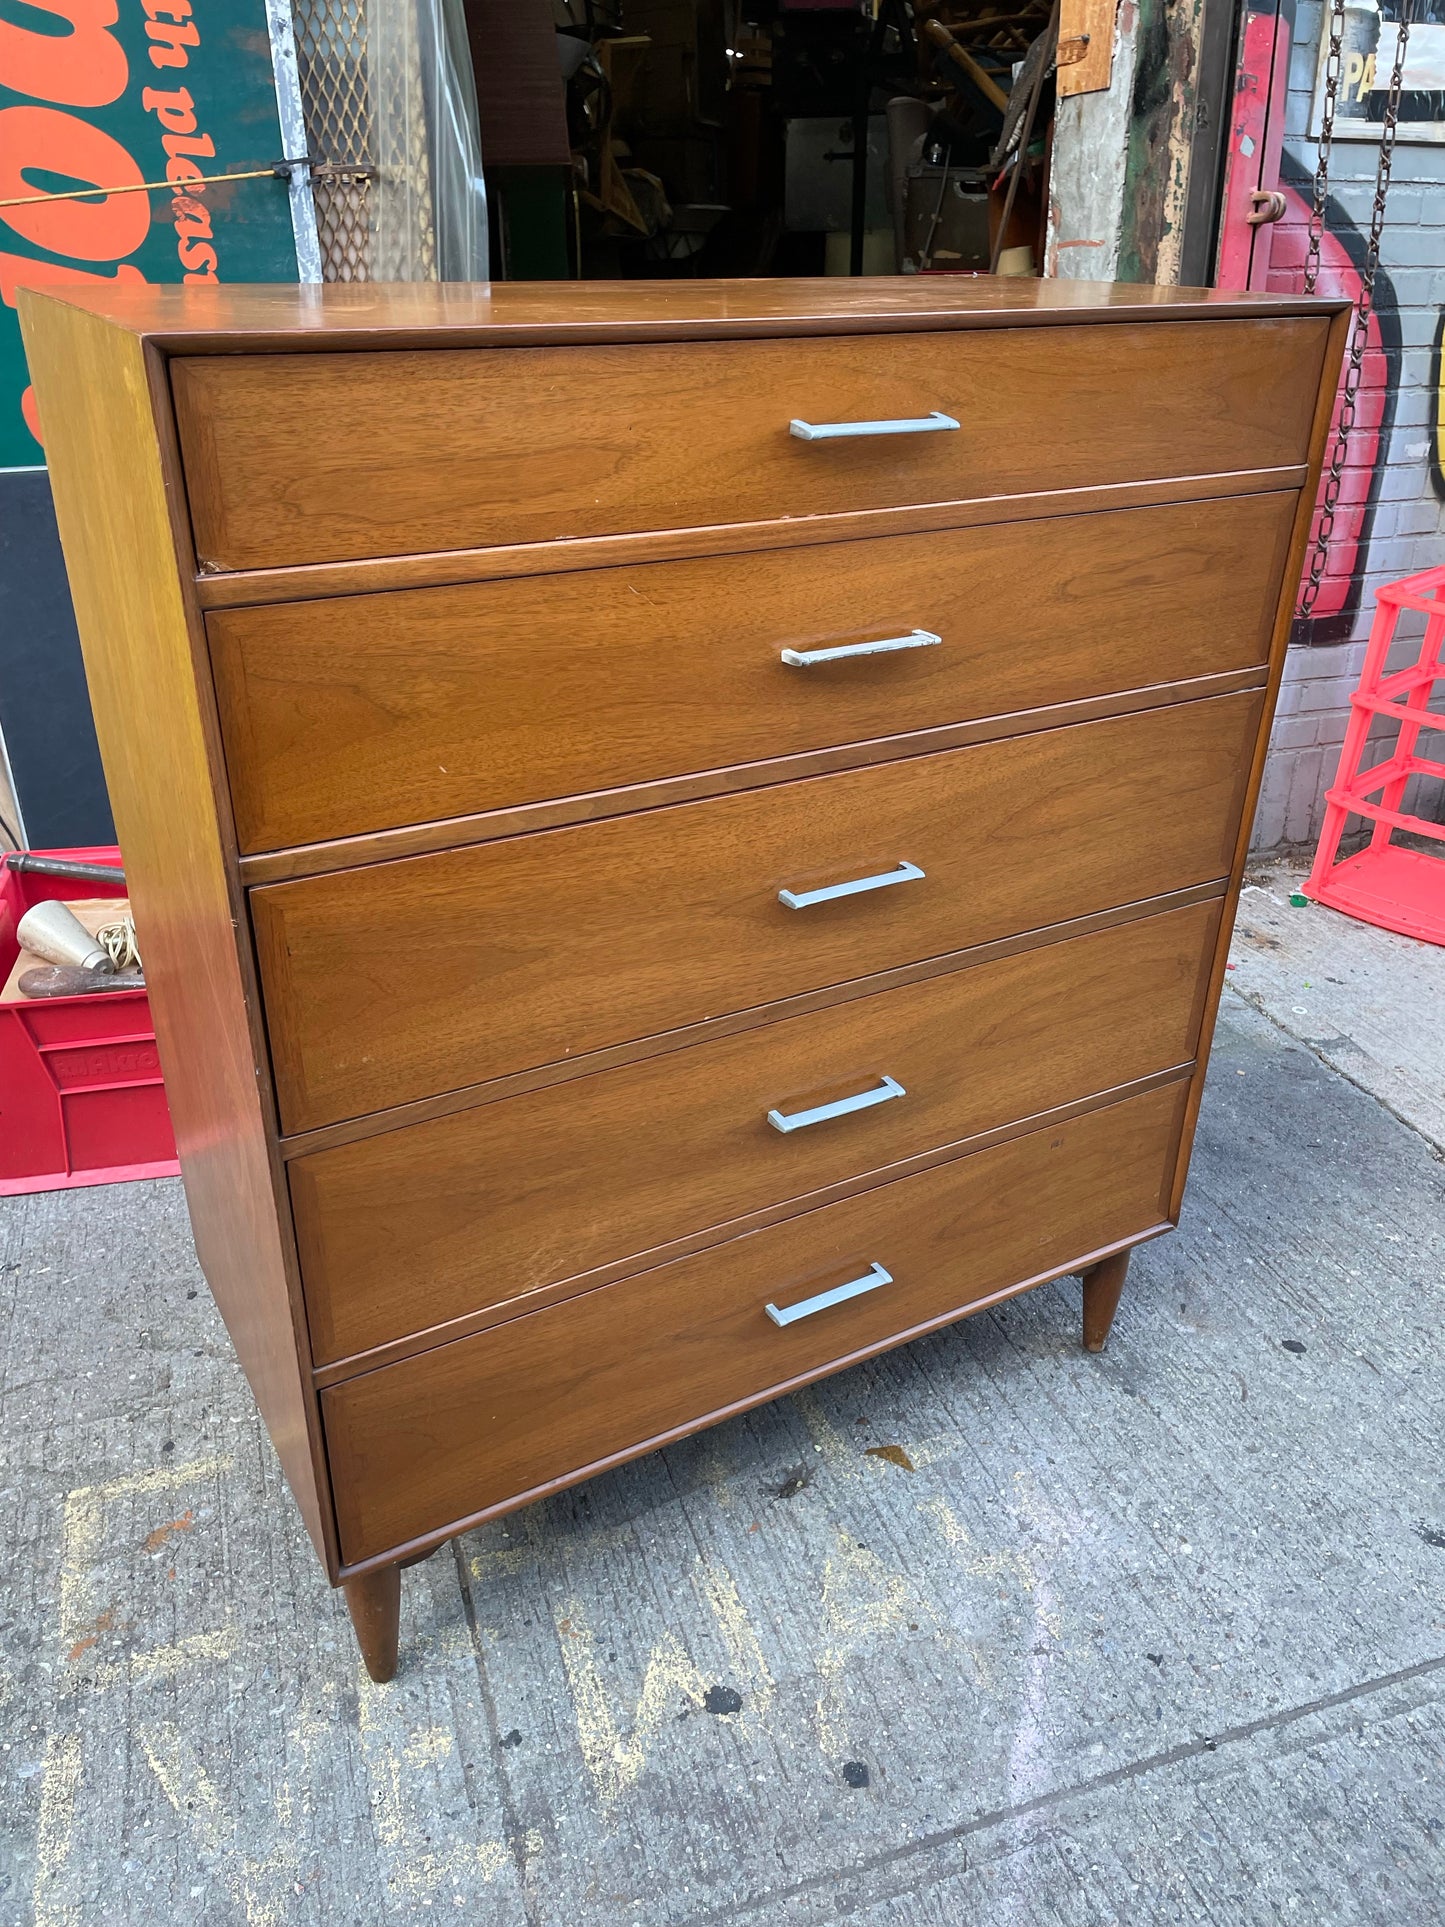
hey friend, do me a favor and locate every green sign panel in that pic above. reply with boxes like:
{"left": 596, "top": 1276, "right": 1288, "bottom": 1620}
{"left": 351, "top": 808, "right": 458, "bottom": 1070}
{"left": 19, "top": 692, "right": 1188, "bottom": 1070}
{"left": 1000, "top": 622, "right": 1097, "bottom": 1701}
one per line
{"left": 0, "top": 0, "right": 301, "bottom": 468}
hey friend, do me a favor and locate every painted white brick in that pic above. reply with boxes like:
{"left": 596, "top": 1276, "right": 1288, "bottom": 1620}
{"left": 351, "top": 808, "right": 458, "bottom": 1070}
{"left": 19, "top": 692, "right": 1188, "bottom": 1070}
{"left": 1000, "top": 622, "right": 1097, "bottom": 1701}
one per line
{"left": 1378, "top": 464, "right": 1430, "bottom": 502}
{"left": 1391, "top": 498, "right": 1444, "bottom": 537}
{"left": 1284, "top": 748, "right": 1327, "bottom": 846}
{"left": 1387, "top": 390, "right": 1435, "bottom": 427}
{"left": 1252, "top": 764, "right": 1297, "bottom": 849}
{"left": 1381, "top": 187, "right": 1426, "bottom": 226}
{"left": 1250, "top": 762, "right": 1292, "bottom": 849}
{"left": 1271, "top": 714, "right": 1320, "bottom": 751}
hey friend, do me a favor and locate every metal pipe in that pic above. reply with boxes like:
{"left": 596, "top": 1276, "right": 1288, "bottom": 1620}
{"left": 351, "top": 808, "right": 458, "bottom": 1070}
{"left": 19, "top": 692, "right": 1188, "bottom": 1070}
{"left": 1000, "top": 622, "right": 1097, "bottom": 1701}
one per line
{"left": 7, "top": 854, "right": 126, "bottom": 885}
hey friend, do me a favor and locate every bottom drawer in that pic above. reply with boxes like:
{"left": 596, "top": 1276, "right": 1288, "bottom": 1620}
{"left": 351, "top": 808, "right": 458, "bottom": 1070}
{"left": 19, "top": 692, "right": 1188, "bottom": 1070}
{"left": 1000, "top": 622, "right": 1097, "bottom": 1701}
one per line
{"left": 324, "top": 1080, "right": 1187, "bottom": 1564}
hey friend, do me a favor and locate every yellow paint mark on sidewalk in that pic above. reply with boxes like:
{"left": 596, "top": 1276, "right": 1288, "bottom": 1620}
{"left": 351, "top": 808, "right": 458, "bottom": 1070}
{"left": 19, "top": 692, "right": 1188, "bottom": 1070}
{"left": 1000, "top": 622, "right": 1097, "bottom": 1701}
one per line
{"left": 815, "top": 1528, "right": 943, "bottom": 1759}
{"left": 468, "top": 1541, "right": 537, "bottom": 1583}
{"left": 795, "top": 1385, "right": 857, "bottom": 1475}
{"left": 90, "top": 1625, "right": 239, "bottom": 1690}
{"left": 34, "top": 1457, "right": 240, "bottom": 1927}
{"left": 924, "top": 1497, "right": 1038, "bottom": 1597}
{"left": 555, "top": 1595, "right": 712, "bottom": 1807}
{"left": 31, "top": 1729, "right": 82, "bottom": 1927}
{"left": 59, "top": 1453, "right": 233, "bottom": 1662}
{"left": 141, "top": 1721, "right": 291, "bottom": 1927}
{"left": 694, "top": 1554, "right": 774, "bottom": 1724}
{"left": 355, "top": 1633, "right": 525, "bottom": 1899}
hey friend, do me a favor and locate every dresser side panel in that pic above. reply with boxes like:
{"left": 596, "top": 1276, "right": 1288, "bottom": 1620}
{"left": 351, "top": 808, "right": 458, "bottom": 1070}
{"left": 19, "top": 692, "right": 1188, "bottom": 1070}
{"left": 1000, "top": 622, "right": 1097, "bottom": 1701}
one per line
{"left": 1167, "top": 304, "right": 1354, "bottom": 1217}
{"left": 16, "top": 293, "right": 332, "bottom": 1567}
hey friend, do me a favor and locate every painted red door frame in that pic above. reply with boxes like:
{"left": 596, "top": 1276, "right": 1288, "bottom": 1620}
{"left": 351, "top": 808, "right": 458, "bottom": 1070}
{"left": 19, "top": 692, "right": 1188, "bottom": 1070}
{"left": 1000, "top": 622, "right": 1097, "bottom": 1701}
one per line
{"left": 1216, "top": 0, "right": 1294, "bottom": 290}
{"left": 1215, "top": 0, "right": 1391, "bottom": 638}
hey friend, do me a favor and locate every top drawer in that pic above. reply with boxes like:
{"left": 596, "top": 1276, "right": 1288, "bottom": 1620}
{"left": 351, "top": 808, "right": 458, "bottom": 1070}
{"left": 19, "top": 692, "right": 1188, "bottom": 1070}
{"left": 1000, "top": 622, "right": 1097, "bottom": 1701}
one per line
{"left": 171, "top": 319, "right": 1328, "bottom": 571}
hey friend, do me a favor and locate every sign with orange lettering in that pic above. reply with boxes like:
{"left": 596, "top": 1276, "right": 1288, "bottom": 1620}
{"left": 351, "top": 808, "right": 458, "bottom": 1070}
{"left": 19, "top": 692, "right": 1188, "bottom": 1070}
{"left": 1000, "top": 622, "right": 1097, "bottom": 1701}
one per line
{"left": 0, "top": 0, "right": 300, "bottom": 466}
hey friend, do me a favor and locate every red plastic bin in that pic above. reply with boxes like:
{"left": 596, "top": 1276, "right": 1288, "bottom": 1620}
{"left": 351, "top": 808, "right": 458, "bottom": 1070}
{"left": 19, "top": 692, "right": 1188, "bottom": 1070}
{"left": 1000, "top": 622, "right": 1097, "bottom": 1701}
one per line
{"left": 0, "top": 846, "right": 180, "bottom": 1195}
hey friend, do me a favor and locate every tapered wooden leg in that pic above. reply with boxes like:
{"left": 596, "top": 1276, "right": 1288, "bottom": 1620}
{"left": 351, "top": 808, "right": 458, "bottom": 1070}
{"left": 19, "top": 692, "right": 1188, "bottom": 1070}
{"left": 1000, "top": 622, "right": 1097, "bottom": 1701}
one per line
{"left": 343, "top": 1565, "right": 401, "bottom": 1682}
{"left": 1081, "top": 1249, "right": 1131, "bottom": 1353}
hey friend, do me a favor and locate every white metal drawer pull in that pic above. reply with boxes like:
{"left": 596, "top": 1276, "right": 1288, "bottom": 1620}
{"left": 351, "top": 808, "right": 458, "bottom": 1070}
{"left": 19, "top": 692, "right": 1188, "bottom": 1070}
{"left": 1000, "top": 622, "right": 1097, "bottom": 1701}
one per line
{"left": 766, "top": 1262, "right": 893, "bottom": 1328}
{"left": 778, "top": 860, "right": 924, "bottom": 911}
{"left": 767, "top": 1074, "right": 905, "bottom": 1135}
{"left": 781, "top": 629, "right": 942, "bottom": 668}
{"left": 789, "top": 410, "right": 959, "bottom": 441}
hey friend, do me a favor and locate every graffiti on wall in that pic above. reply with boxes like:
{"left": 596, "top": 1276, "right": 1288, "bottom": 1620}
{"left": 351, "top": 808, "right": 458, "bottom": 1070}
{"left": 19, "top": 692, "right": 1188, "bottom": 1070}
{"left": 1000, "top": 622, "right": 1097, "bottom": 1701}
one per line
{"left": 1215, "top": 0, "right": 1435, "bottom": 644}
{"left": 1268, "top": 154, "right": 1402, "bottom": 647}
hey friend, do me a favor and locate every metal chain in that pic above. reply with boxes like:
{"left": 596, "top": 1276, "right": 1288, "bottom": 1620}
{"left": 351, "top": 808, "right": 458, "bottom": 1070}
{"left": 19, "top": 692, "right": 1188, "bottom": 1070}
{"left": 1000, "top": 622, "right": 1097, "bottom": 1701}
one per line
{"left": 1298, "top": 0, "right": 1413, "bottom": 620}
{"left": 1303, "top": 0, "right": 1345, "bottom": 296}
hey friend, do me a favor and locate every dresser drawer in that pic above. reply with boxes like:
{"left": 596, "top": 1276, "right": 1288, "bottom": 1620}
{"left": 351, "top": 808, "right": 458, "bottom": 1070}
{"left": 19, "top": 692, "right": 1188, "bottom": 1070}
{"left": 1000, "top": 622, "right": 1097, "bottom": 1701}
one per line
{"left": 212, "top": 492, "right": 1296, "bottom": 853}
{"left": 253, "top": 691, "right": 1259, "bottom": 1134}
{"left": 254, "top": 693, "right": 1263, "bottom": 1133}
{"left": 293, "top": 898, "right": 1218, "bottom": 1364}
{"left": 172, "top": 320, "right": 1326, "bottom": 571}
{"left": 322, "top": 1080, "right": 1184, "bottom": 1563}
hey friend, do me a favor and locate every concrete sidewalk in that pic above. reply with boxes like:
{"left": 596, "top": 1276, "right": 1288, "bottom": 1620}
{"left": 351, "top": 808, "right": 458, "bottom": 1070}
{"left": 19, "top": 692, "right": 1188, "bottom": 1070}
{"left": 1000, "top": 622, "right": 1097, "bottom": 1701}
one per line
{"left": 2, "top": 865, "right": 1442, "bottom": 1927}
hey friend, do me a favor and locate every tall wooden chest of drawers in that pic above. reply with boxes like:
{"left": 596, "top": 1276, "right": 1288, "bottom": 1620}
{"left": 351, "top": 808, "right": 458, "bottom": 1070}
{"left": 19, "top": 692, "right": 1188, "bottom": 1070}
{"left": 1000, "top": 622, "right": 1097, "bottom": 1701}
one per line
{"left": 21, "top": 279, "right": 1347, "bottom": 1681}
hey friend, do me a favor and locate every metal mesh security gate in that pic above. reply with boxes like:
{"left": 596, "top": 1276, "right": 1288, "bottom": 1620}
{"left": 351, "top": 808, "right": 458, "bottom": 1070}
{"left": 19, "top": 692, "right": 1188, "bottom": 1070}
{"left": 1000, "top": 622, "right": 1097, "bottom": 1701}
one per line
{"left": 291, "top": 0, "right": 439, "bottom": 281}
{"left": 292, "top": 0, "right": 372, "bottom": 280}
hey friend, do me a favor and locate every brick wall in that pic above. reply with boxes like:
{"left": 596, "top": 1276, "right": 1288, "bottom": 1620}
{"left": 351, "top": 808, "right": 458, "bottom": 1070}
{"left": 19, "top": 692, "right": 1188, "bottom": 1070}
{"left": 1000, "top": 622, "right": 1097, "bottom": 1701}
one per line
{"left": 1251, "top": 0, "right": 1445, "bottom": 852}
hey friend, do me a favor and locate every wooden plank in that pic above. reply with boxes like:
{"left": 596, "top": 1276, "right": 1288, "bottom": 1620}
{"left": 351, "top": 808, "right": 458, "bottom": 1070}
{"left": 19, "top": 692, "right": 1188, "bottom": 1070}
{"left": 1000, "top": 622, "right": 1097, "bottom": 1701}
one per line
{"left": 273, "top": 880, "right": 1229, "bottom": 1162}
{"left": 233, "top": 670, "right": 1271, "bottom": 887}
{"left": 307, "top": 1066, "right": 1197, "bottom": 1386}
{"left": 1058, "top": 0, "right": 1118, "bottom": 96}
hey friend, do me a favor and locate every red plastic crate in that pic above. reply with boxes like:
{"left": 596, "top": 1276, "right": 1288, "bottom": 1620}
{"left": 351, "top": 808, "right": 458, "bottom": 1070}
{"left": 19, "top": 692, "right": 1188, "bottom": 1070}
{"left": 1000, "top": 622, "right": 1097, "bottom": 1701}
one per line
{"left": 0, "top": 846, "right": 180, "bottom": 1195}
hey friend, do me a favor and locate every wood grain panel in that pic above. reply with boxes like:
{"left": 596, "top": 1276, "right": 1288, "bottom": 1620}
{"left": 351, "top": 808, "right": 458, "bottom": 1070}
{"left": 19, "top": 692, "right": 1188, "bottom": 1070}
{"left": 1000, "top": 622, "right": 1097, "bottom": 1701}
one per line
{"left": 212, "top": 493, "right": 1296, "bottom": 853}
{"left": 279, "top": 882, "right": 1225, "bottom": 1165}
{"left": 14, "top": 293, "right": 332, "bottom": 1564}
{"left": 192, "top": 467, "right": 1309, "bottom": 612}
{"left": 322, "top": 1081, "right": 1185, "bottom": 1564}
{"left": 233, "top": 670, "right": 1267, "bottom": 888}
{"left": 31, "top": 277, "right": 1347, "bottom": 358}
{"left": 252, "top": 690, "right": 1261, "bottom": 1134}
{"left": 293, "top": 900, "right": 1217, "bottom": 1366}
{"left": 1166, "top": 305, "right": 1356, "bottom": 1223}
{"left": 172, "top": 319, "right": 1327, "bottom": 570}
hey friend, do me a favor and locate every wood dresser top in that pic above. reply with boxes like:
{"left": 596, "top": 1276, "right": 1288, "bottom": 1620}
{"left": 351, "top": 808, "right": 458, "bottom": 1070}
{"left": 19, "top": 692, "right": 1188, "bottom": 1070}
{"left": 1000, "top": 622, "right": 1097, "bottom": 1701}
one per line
{"left": 25, "top": 277, "right": 1348, "bottom": 354}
